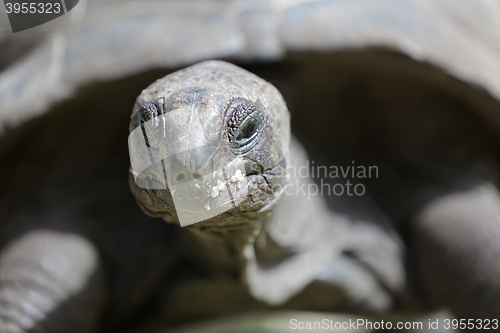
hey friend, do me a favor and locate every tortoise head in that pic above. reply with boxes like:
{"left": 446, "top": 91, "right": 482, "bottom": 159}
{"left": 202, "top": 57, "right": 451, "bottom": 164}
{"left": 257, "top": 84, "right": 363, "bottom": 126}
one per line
{"left": 128, "top": 61, "right": 291, "bottom": 227}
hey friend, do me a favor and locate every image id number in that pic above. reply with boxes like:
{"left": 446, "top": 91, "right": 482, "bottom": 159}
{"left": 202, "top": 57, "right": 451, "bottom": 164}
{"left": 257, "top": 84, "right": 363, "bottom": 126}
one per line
{"left": 5, "top": 2, "right": 61, "bottom": 14}
{"left": 444, "top": 319, "right": 499, "bottom": 330}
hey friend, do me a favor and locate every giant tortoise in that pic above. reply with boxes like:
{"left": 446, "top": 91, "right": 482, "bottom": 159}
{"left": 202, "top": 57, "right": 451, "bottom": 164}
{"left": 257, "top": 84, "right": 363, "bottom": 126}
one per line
{"left": 1, "top": 0, "right": 500, "bottom": 332}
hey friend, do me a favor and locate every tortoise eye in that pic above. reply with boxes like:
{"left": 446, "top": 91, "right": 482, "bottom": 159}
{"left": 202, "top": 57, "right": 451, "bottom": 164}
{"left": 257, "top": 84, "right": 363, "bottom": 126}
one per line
{"left": 235, "top": 114, "right": 260, "bottom": 144}
{"left": 228, "top": 111, "right": 262, "bottom": 154}
{"left": 137, "top": 100, "right": 164, "bottom": 148}
{"left": 226, "top": 98, "right": 263, "bottom": 154}
{"left": 245, "top": 121, "right": 258, "bottom": 137}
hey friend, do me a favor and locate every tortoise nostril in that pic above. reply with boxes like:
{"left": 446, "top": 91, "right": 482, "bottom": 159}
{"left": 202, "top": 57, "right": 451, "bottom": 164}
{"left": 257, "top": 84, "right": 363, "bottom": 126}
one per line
{"left": 176, "top": 173, "right": 185, "bottom": 182}
{"left": 192, "top": 173, "right": 202, "bottom": 179}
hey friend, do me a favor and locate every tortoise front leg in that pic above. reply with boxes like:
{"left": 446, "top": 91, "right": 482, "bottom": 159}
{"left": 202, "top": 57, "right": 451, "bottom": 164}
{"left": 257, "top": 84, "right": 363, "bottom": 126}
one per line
{"left": 0, "top": 230, "right": 105, "bottom": 333}
{"left": 412, "top": 181, "right": 500, "bottom": 325}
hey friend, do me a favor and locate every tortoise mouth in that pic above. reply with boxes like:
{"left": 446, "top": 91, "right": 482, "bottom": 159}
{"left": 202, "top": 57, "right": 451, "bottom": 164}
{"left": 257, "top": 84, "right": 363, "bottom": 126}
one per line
{"left": 135, "top": 165, "right": 279, "bottom": 227}
{"left": 132, "top": 158, "right": 253, "bottom": 226}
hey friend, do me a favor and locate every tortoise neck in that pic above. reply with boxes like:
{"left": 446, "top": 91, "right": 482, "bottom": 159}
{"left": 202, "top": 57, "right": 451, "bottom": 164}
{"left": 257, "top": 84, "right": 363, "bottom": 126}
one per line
{"left": 182, "top": 214, "right": 268, "bottom": 277}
